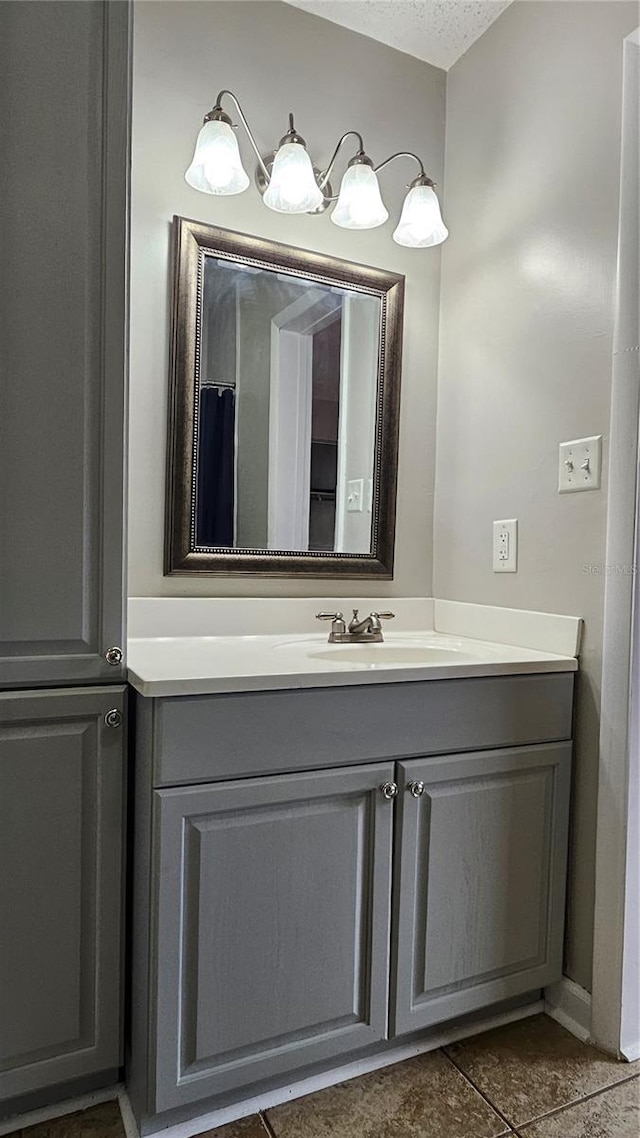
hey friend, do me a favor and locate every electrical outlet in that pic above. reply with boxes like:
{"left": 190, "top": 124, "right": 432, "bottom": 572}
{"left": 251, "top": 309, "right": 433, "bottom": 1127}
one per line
{"left": 493, "top": 519, "right": 518, "bottom": 572}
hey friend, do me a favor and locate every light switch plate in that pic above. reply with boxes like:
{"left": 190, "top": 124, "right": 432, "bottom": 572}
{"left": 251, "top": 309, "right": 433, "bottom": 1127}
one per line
{"left": 347, "top": 479, "right": 364, "bottom": 512}
{"left": 558, "top": 436, "right": 602, "bottom": 493}
{"left": 493, "top": 519, "right": 518, "bottom": 572}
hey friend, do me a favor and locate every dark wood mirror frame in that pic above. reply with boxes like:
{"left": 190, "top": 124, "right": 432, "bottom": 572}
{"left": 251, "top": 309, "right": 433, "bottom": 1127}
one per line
{"left": 165, "top": 217, "right": 405, "bottom": 578}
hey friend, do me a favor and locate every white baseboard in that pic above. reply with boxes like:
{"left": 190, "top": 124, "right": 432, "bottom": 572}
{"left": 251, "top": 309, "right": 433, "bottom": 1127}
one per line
{"left": 123, "top": 999, "right": 544, "bottom": 1138}
{"left": 0, "top": 1084, "right": 121, "bottom": 1138}
{"left": 544, "top": 977, "right": 592, "bottom": 1043}
{"left": 620, "top": 1038, "right": 640, "bottom": 1062}
{"left": 119, "top": 1089, "right": 143, "bottom": 1138}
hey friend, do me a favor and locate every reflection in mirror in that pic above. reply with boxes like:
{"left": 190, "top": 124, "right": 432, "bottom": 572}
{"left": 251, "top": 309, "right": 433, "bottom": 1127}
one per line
{"left": 166, "top": 220, "right": 404, "bottom": 578}
{"left": 197, "top": 258, "right": 380, "bottom": 556}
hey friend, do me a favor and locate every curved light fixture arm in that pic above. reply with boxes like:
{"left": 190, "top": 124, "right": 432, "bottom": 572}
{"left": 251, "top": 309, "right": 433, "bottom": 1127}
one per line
{"left": 318, "top": 130, "right": 366, "bottom": 190}
{"left": 214, "top": 89, "right": 271, "bottom": 182}
{"left": 373, "top": 151, "right": 434, "bottom": 187}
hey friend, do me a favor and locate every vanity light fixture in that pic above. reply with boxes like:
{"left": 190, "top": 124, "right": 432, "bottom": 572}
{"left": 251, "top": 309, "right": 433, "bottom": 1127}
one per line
{"left": 331, "top": 153, "right": 389, "bottom": 230}
{"left": 184, "top": 90, "right": 448, "bottom": 248}
{"left": 392, "top": 176, "right": 449, "bottom": 248}
{"left": 185, "top": 106, "right": 250, "bottom": 195}
{"left": 262, "top": 115, "right": 324, "bottom": 213}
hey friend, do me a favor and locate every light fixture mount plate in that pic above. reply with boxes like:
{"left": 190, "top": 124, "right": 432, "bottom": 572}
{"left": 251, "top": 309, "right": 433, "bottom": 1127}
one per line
{"left": 255, "top": 154, "right": 333, "bottom": 214}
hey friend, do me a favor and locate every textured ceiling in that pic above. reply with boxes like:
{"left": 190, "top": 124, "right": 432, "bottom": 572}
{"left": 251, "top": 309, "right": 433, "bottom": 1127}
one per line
{"left": 284, "top": 0, "right": 513, "bottom": 71}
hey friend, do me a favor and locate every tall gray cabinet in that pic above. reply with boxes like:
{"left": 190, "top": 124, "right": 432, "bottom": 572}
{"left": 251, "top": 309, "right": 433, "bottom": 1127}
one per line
{"left": 0, "top": 0, "right": 130, "bottom": 1115}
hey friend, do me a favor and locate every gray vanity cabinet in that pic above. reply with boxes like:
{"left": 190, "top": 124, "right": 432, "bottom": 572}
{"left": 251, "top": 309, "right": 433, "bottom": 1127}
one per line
{"left": 150, "top": 764, "right": 394, "bottom": 1112}
{"left": 130, "top": 675, "right": 574, "bottom": 1131}
{"left": 0, "top": 687, "right": 127, "bottom": 1104}
{"left": 391, "top": 743, "right": 572, "bottom": 1036}
{"left": 0, "top": 0, "right": 129, "bottom": 688}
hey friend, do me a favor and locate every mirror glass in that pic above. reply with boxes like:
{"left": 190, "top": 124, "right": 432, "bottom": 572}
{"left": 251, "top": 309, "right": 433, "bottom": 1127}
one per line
{"left": 166, "top": 220, "right": 404, "bottom": 579}
{"left": 196, "top": 257, "right": 381, "bottom": 555}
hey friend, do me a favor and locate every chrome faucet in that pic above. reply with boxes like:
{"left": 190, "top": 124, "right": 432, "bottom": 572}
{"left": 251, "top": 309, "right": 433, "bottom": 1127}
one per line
{"left": 316, "top": 609, "right": 395, "bottom": 644}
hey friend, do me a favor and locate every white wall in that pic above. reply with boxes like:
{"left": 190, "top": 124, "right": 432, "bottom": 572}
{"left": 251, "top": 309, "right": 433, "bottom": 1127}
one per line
{"left": 435, "top": 0, "right": 638, "bottom": 990}
{"left": 128, "top": 0, "right": 445, "bottom": 597}
{"left": 592, "top": 28, "right": 640, "bottom": 1056}
{"left": 336, "top": 295, "right": 379, "bottom": 554}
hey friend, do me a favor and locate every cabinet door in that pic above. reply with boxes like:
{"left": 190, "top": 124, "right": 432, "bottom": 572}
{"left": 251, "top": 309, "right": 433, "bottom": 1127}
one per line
{"left": 0, "top": 1, "right": 129, "bottom": 687}
{"left": 153, "top": 763, "right": 395, "bottom": 1112}
{"left": 0, "top": 687, "right": 126, "bottom": 1102}
{"left": 392, "top": 744, "right": 571, "bottom": 1036}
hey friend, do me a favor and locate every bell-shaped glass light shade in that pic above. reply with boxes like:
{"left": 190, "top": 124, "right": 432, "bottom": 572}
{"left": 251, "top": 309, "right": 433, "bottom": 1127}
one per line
{"left": 393, "top": 184, "right": 449, "bottom": 248}
{"left": 331, "top": 164, "right": 389, "bottom": 230}
{"left": 263, "top": 142, "right": 324, "bottom": 213}
{"left": 185, "top": 120, "right": 250, "bottom": 195}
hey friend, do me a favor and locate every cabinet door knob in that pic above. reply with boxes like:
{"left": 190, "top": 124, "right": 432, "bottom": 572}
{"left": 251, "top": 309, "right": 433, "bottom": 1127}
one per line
{"left": 408, "top": 780, "right": 425, "bottom": 798}
{"left": 104, "top": 646, "right": 123, "bottom": 666}
{"left": 380, "top": 781, "right": 398, "bottom": 800}
{"left": 104, "top": 708, "right": 122, "bottom": 728}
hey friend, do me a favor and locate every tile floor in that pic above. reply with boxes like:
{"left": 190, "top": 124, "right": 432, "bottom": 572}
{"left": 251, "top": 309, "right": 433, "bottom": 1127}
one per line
{"left": 5, "top": 1016, "right": 639, "bottom": 1138}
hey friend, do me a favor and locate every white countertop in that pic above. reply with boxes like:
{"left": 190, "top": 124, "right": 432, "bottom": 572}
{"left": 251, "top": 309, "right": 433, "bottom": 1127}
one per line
{"left": 126, "top": 629, "right": 578, "bottom": 698}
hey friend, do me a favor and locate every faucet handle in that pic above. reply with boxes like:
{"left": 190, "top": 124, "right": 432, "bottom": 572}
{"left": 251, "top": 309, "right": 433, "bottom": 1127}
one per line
{"left": 316, "top": 611, "right": 347, "bottom": 640}
{"left": 373, "top": 611, "right": 395, "bottom": 620}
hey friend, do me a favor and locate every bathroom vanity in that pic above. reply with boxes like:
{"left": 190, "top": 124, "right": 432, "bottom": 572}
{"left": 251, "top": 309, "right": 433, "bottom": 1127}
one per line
{"left": 127, "top": 604, "right": 578, "bottom": 1133}
{"left": 118, "top": 193, "right": 580, "bottom": 1137}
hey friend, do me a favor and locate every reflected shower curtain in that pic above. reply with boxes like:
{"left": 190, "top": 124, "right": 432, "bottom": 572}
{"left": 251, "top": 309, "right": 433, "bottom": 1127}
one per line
{"left": 196, "top": 386, "right": 236, "bottom": 547}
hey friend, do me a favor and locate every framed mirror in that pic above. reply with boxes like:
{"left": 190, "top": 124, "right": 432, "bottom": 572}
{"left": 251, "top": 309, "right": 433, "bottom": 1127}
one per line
{"left": 165, "top": 218, "right": 404, "bottom": 577}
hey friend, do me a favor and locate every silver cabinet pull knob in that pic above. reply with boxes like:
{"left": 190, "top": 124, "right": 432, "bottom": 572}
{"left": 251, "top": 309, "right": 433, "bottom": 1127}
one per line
{"left": 380, "top": 781, "right": 398, "bottom": 800}
{"left": 104, "top": 646, "right": 123, "bottom": 666}
{"left": 408, "top": 780, "right": 425, "bottom": 798}
{"left": 104, "top": 708, "right": 122, "bottom": 728}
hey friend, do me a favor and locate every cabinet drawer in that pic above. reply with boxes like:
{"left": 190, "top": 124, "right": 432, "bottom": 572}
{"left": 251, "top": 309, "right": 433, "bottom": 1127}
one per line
{"left": 149, "top": 672, "right": 574, "bottom": 786}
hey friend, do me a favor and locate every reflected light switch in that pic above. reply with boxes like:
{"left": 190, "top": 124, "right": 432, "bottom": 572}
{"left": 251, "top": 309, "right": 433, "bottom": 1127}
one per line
{"left": 347, "top": 479, "right": 364, "bottom": 512}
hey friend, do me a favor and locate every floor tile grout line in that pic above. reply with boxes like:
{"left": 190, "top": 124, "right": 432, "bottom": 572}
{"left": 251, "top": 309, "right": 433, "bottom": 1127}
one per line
{"left": 256, "top": 1065, "right": 640, "bottom": 1138}
{"left": 508, "top": 1072, "right": 640, "bottom": 1132}
{"left": 259, "top": 1109, "right": 277, "bottom": 1138}
{"left": 440, "top": 1048, "right": 518, "bottom": 1135}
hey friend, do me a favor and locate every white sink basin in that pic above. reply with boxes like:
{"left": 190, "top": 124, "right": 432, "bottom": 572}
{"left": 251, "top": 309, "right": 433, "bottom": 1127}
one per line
{"left": 307, "top": 644, "right": 471, "bottom": 667}
{"left": 273, "top": 633, "right": 479, "bottom": 669}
